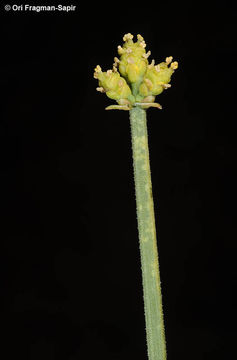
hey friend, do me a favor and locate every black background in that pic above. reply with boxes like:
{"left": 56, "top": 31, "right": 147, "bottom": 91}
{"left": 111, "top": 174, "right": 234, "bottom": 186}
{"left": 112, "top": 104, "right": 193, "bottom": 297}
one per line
{"left": 1, "top": 1, "right": 237, "bottom": 359}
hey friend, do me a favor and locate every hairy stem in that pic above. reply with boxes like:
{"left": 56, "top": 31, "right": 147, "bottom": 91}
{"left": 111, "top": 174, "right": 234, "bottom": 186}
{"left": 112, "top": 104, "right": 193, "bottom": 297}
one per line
{"left": 129, "top": 106, "right": 166, "bottom": 360}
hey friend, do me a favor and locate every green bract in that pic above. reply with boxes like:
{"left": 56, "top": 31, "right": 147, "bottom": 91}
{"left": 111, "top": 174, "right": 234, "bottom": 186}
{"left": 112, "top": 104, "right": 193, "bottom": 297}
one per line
{"left": 93, "top": 33, "right": 178, "bottom": 110}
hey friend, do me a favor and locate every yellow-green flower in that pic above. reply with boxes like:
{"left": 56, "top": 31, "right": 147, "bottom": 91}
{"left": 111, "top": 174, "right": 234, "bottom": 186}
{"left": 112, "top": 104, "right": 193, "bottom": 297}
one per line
{"left": 93, "top": 34, "right": 178, "bottom": 110}
{"left": 139, "top": 57, "right": 178, "bottom": 97}
{"left": 117, "top": 33, "right": 149, "bottom": 84}
{"left": 94, "top": 65, "right": 132, "bottom": 101}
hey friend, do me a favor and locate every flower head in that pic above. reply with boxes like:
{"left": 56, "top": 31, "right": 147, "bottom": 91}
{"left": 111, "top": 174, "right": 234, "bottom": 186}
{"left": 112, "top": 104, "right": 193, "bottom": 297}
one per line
{"left": 93, "top": 33, "right": 178, "bottom": 110}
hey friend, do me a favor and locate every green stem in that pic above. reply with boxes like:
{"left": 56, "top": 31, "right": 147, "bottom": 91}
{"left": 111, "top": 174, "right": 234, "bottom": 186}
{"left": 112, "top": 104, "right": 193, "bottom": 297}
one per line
{"left": 129, "top": 106, "right": 166, "bottom": 360}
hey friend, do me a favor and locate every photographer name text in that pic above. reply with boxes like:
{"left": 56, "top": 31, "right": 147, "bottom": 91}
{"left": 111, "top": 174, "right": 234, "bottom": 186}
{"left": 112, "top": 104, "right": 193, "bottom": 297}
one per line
{"left": 5, "top": 4, "right": 77, "bottom": 12}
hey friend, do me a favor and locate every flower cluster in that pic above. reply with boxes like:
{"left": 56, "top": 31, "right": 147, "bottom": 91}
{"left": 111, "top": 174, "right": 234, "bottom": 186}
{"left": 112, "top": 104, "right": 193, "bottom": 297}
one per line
{"left": 93, "top": 33, "right": 178, "bottom": 110}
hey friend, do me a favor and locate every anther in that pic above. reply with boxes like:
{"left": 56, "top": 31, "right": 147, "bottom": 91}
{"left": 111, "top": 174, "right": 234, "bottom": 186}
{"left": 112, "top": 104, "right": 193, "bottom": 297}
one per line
{"left": 96, "top": 87, "right": 105, "bottom": 93}
{"left": 94, "top": 65, "right": 102, "bottom": 73}
{"left": 162, "top": 84, "right": 171, "bottom": 89}
{"left": 143, "top": 50, "right": 151, "bottom": 59}
{"left": 140, "top": 41, "right": 146, "bottom": 48}
{"left": 165, "top": 56, "right": 173, "bottom": 65}
{"left": 117, "top": 45, "right": 125, "bottom": 54}
{"left": 137, "top": 34, "right": 144, "bottom": 42}
{"left": 170, "top": 61, "right": 178, "bottom": 69}
{"left": 123, "top": 33, "right": 134, "bottom": 42}
{"left": 148, "top": 59, "right": 155, "bottom": 68}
